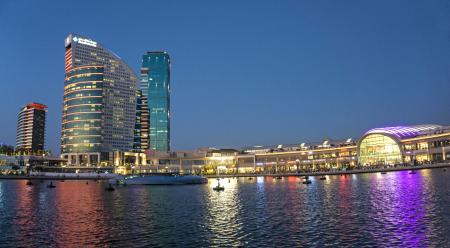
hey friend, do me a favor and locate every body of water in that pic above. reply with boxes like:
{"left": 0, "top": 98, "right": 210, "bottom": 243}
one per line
{"left": 1, "top": 168, "right": 449, "bottom": 247}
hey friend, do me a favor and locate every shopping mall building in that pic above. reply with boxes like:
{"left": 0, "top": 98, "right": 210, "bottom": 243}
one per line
{"left": 113, "top": 124, "right": 450, "bottom": 175}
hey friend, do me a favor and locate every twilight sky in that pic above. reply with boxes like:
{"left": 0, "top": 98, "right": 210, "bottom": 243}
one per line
{"left": 0, "top": 0, "right": 449, "bottom": 154}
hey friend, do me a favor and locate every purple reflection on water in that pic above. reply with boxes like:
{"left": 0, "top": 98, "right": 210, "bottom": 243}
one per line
{"left": 368, "top": 171, "right": 427, "bottom": 247}
{"left": 393, "top": 171, "right": 426, "bottom": 246}
{"left": 1, "top": 171, "right": 448, "bottom": 247}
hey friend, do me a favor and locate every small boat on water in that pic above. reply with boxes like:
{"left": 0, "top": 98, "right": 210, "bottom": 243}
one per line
{"left": 26, "top": 180, "right": 33, "bottom": 186}
{"left": 319, "top": 176, "right": 326, "bottom": 180}
{"left": 302, "top": 179, "right": 312, "bottom": 184}
{"left": 409, "top": 170, "right": 417, "bottom": 174}
{"left": 248, "top": 177, "right": 253, "bottom": 180}
{"left": 275, "top": 176, "right": 282, "bottom": 180}
{"left": 213, "top": 179, "right": 225, "bottom": 191}
{"left": 47, "top": 182, "right": 56, "bottom": 188}
{"left": 381, "top": 172, "right": 387, "bottom": 174}
{"left": 105, "top": 184, "right": 115, "bottom": 191}
{"left": 108, "top": 173, "right": 207, "bottom": 185}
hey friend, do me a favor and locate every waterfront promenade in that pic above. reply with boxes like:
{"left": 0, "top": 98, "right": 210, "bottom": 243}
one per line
{"left": 0, "top": 172, "right": 115, "bottom": 180}
{"left": 206, "top": 162, "right": 450, "bottom": 178}
{"left": 0, "top": 163, "right": 449, "bottom": 180}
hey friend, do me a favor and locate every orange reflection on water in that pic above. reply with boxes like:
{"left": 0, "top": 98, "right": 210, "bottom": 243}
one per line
{"left": 52, "top": 181, "right": 107, "bottom": 247}
{"left": 9, "top": 180, "right": 109, "bottom": 247}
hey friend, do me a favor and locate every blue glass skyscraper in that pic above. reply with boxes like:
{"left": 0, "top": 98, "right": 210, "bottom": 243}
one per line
{"left": 140, "top": 52, "right": 171, "bottom": 152}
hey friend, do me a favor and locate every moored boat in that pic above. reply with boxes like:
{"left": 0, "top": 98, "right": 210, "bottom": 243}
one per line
{"left": 109, "top": 173, "right": 207, "bottom": 185}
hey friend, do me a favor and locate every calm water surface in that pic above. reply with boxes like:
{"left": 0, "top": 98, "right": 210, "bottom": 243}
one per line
{"left": 1, "top": 169, "right": 450, "bottom": 247}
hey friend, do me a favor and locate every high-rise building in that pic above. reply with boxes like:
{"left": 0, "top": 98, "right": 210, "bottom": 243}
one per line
{"left": 16, "top": 103, "right": 47, "bottom": 153}
{"left": 140, "top": 52, "right": 171, "bottom": 152}
{"left": 62, "top": 34, "right": 138, "bottom": 166}
{"left": 133, "top": 90, "right": 150, "bottom": 152}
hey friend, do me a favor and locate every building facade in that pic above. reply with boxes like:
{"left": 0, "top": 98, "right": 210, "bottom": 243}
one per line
{"left": 61, "top": 34, "right": 138, "bottom": 166}
{"left": 112, "top": 124, "right": 450, "bottom": 175}
{"left": 357, "top": 125, "right": 450, "bottom": 165}
{"left": 133, "top": 90, "right": 150, "bottom": 152}
{"left": 16, "top": 103, "right": 47, "bottom": 153}
{"left": 140, "top": 52, "right": 171, "bottom": 152}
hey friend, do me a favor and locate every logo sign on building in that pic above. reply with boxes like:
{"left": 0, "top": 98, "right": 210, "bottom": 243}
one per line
{"left": 72, "top": 36, "right": 97, "bottom": 47}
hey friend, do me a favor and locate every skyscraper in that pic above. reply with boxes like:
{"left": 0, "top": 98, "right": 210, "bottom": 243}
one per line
{"left": 140, "top": 52, "right": 171, "bottom": 152}
{"left": 16, "top": 103, "right": 47, "bottom": 153}
{"left": 133, "top": 90, "right": 150, "bottom": 152}
{"left": 62, "top": 34, "right": 138, "bottom": 166}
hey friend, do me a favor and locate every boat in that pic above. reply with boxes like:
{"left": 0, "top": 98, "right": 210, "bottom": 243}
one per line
{"left": 275, "top": 176, "right": 282, "bottom": 180}
{"left": 108, "top": 173, "right": 207, "bottom": 185}
{"left": 105, "top": 184, "right": 115, "bottom": 191}
{"left": 213, "top": 179, "right": 225, "bottom": 191}
{"left": 213, "top": 185, "right": 224, "bottom": 191}
{"left": 248, "top": 177, "right": 253, "bottom": 180}
{"left": 409, "top": 170, "right": 417, "bottom": 174}
{"left": 26, "top": 180, "right": 33, "bottom": 186}
{"left": 47, "top": 182, "right": 56, "bottom": 188}
{"left": 380, "top": 172, "right": 387, "bottom": 174}
{"left": 302, "top": 179, "right": 312, "bottom": 184}
{"left": 319, "top": 176, "right": 326, "bottom": 180}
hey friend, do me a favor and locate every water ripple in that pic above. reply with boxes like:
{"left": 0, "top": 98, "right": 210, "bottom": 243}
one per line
{"left": 0, "top": 169, "right": 450, "bottom": 247}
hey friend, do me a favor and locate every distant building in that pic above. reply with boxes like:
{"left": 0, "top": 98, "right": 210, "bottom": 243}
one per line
{"left": 133, "top": 90, "right": 150, "bottom": 152}
{"left": 61, "top": 34, "right": 138, "bottom": 166}
{"left": 16, "top": 103, "right": 47, "bottom": 153}
{"left": 140, "top": 52, "right": 171, "bottom": 152}
{"left": 129, "top": 124, "right": 450, "bottom": 175}
{"left": 357, "top": 124, "right": 450, "bottom": 165}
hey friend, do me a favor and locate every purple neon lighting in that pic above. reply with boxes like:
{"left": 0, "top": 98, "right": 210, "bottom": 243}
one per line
{"left": 365, "top": 124, "right": 442, "bottom": 139}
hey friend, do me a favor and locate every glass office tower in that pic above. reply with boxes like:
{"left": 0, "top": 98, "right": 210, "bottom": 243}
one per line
{"left": 140, "top": 52, "right": 171, "bottom": 152}
{"left": 62, "top": 34, "right": 138, "bottom": 166}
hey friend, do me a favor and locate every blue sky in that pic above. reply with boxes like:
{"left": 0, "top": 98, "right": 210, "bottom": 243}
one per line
{"left": 0, "top": 0, "right": 449, "bottom": 154}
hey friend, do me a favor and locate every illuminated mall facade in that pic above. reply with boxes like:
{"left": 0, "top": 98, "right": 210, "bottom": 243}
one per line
{"left": 112, "top": 124, "right": 450, "bottom": 175}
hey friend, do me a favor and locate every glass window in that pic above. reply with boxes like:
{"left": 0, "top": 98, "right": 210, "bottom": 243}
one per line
{"left": 358, "top": 134, "right": 402, "bottom": 165}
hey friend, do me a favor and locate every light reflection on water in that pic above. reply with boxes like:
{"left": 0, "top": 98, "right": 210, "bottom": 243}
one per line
{"left": 0, "top": 169, "right": 450, "bottom": 247}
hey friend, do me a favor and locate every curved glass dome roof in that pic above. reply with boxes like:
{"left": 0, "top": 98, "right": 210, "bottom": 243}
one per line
{"left": 364, "top": 124, "right": 443, "bottom": 139}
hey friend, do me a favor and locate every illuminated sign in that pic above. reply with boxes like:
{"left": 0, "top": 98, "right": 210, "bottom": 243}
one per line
{"left": 72, "top": 36, "right": 97, "bottom": 47}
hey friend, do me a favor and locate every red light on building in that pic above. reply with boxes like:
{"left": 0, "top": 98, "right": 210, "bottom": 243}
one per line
{"left": 26, "top": 103, "right": 47, "bottom": 111}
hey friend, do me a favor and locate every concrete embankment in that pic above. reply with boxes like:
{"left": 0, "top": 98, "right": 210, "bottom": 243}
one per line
{"left": 205, "top": 163, "right": 450, "bottom": 178}
{"left": 0, "top": 172, "right": 116, "bottom": 180}
{"left": 1, "top": 163, "right": 448, "bottom": 180}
